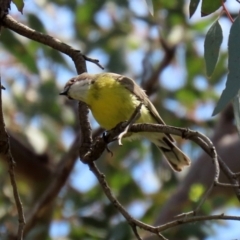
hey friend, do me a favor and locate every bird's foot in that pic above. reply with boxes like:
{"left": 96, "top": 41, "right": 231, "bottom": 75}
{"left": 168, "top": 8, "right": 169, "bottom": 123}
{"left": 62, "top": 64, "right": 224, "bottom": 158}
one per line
{"left": 102, "top": 132, "right": 113, "bottom": 157}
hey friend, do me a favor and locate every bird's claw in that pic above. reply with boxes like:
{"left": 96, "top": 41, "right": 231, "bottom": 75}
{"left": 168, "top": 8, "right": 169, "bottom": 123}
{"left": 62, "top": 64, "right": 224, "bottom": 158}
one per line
{"left": 102, "top": 132, "right": 113, "bottom": 157}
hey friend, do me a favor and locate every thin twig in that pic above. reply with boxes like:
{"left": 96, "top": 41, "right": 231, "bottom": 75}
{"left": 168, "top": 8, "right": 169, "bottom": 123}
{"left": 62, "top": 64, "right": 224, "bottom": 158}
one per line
{"left": 157, "top": 213, "right": 240, "bottom": 232}
{"left": 76, "top": 106, "right": 240, "bottom": 238}
{"left": 7, "top": 153, "right": 25, "bottom": 240}
{"left": 131, "top": 224, "right": 142, "bottom": 240}
{"left": 234, "top": 172, "right": 240, "bottom": 177}
{"left": 88, "top": 162, "right": 163, "bottom": 237}
{"left": 174, "top": 183, "right": 215, "bottom": 219}
{"left": 129, "top": 123, "right": 240, "bottom": 187}
{"left": 194, "top": 182, "right": 214, "bottom": 213}
{"left": 174, "top": 211, "right": 195, "bottom": 219}
{"left": 191, "top": 131, "right": 220, "bottom": 190}
{"left": 218, "top": 156, "right": 240, "bottom": 201}
{"left": 221, "top": 0, "right": 234, "bottom": 23}
{"left": 24, "top": 134, "right": 80, "bottom": 235}
{"left": 88, "top": 162, "right": 240, "bottom": 236}
{"left": 82, "top": 55, "right": 104, "bottom": 70}
{"left": 142, "top": 38, "right": 175, "bottom": 95}
{"left": 0, "top": 79, "right": 25, "bottom": 240}
{"left": 80, "top": 103, "right": 143, "bottom": 163}
{"left": 157, "top": 232, "right": 168, "bottom": 240}
{"left": 215, "top": 182, "right": 240, "bottom": 188}
{"left": 2, "top": 15, "right": 102, "bottom": 71}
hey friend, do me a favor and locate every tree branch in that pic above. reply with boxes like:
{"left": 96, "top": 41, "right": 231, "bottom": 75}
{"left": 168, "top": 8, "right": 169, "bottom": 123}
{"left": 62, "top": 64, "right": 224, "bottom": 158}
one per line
{"left": 142, "top": 37, "right": 175, "bottom": 95}
{"left": 0, "top": 79, "right": 25, "bottom": 240}
{"left": 23, "top": 134, "right": 80, "bottom": 236}
{"left": 1, "top": 14, "right": 103, "bottom": 72}
{"left": 1, "top": 13, "right": 95, "bottom": 238}
{"left": 77, "top": 114, "right": 240, "bottom": 238}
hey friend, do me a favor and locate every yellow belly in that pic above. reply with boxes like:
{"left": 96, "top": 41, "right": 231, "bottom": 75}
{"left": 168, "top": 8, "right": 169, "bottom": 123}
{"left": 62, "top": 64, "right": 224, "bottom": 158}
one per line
{"left": 85, "top": 76, "right": 156, "bottom": 130}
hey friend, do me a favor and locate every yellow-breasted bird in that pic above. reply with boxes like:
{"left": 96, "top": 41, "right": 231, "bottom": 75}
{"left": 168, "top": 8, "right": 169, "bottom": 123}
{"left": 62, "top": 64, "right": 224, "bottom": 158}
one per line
{"left": 60, "top": 72, "right": 190, "bottom": 171}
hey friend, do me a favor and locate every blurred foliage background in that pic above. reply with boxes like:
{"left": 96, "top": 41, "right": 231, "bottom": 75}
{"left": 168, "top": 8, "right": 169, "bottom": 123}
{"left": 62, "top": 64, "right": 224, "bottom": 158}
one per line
{"left": 0, "top": 0, "right": 240, "bottom": 239}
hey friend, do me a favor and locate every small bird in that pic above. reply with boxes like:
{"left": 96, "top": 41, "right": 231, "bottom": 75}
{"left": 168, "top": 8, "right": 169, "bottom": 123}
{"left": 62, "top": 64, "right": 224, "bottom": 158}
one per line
{"left": 60, "top": 72, "right": 190, "bottom": 171}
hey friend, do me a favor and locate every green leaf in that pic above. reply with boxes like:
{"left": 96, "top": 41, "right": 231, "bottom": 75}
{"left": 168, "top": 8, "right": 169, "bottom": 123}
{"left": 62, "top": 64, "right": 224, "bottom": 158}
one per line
{"left": 12, "top": 0, "right": 24, "bottom": 13}
{"left": 44, "top": 47, "right": 72, "bottom": 70}
{"left": 27, "top": 14, "right": 46, "bottom": 33}
{"left": 189, "top": 0, "right": 201, "bottom": 18}
{"left": 189, "top": 184, "right": 205, "bottom": 202}
{"left": 1, "top": 29, "right": 38, "bottom": 73}
{"left": 213, "top": 15, "right": 240, "bottom": 116}
{"left": 145, "top": 0, "right": 154, "bottom": 16}
{"left": 38, "top": 80, "right": 62, "bottom": 120}
{"left": 204, "top": 20, "right": 223, "bottom": 77}
{"left": 232, "top": 92, "right": 240, "bottom": 137}
{"left": 201, "top": 0, "right": 222, "bottom": 17}
{"left": 106, "top": 222, "right": 131, "bottom": 240}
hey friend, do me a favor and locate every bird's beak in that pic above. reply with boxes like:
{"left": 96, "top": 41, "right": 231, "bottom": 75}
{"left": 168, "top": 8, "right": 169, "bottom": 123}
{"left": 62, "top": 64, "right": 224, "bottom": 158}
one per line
{"left": 59, "top": 88, "right": 69, "bottom": 96}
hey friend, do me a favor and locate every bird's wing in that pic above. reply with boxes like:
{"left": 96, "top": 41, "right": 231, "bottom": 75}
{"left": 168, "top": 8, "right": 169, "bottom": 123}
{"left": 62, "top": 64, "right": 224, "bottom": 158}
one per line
{"left": 115, "top": 74, "right": 165, "bottom": 124}
{"left": 115, "top": 74, "right": 175, "bottom": 142}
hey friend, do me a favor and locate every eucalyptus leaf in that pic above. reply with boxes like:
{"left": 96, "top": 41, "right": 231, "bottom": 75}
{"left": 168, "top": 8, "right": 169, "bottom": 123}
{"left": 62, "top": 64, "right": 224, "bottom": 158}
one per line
{"left": 12, "top": 0, "right": 24, "bottom": 13}
{"left": 189, "top": 0, "right": 201, "bottom": 18}
{"left": 204, "top": 20, "right": 223, "bottom": 77}
{"left": 28, "top": 14, "right": 46, "bottom": 33}
{"left": 233, "top": 91, "right": 240, "bottom": 137}
{"left": 201, "top": 0, "right": 223, "bottom": 17}
{"left": 213, "top": 15, "right": 240, "bottom": 116}
{"left": 1, "top": 29, "right": 38, "bottom": 73}
{"left": 145, "top": 0, "right": 154, "bottom": 16}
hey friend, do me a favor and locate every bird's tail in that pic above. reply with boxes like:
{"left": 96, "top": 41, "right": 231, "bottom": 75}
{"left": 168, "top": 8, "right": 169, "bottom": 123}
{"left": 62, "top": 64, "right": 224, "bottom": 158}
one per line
{"left": 147, "top": 133, "right": 191, "bottom": 172}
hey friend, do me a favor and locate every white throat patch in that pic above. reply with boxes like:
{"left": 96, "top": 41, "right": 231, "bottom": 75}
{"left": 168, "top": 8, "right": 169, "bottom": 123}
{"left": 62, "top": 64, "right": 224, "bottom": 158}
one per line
{"left": 68, "top": 78, "right": 92, "bottom": 101}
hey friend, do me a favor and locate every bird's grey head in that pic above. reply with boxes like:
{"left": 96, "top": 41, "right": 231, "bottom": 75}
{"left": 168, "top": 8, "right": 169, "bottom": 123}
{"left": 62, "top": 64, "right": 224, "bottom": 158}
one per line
{"left": 59, "top": 73, "right": 93, "bottom": 101}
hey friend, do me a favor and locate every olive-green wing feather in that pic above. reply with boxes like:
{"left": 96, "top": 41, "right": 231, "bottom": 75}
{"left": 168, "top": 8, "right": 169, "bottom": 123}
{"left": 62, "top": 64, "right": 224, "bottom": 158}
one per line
{"left": 114, "top": 75, "right": 166, "bottom": 125}
{"left": 115, "top": 74, "right": 165, "bottom": 124}
{"left": 114, "top": 74, "right": 175, "bottom": 142}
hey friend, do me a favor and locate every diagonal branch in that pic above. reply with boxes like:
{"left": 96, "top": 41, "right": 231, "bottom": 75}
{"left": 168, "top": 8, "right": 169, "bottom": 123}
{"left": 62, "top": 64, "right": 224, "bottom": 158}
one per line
{"left": 23, "top": 134, "right": 80, "bottom": 236}
{"left": 1, "top": 14, "right": 104, "bottom": 71}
